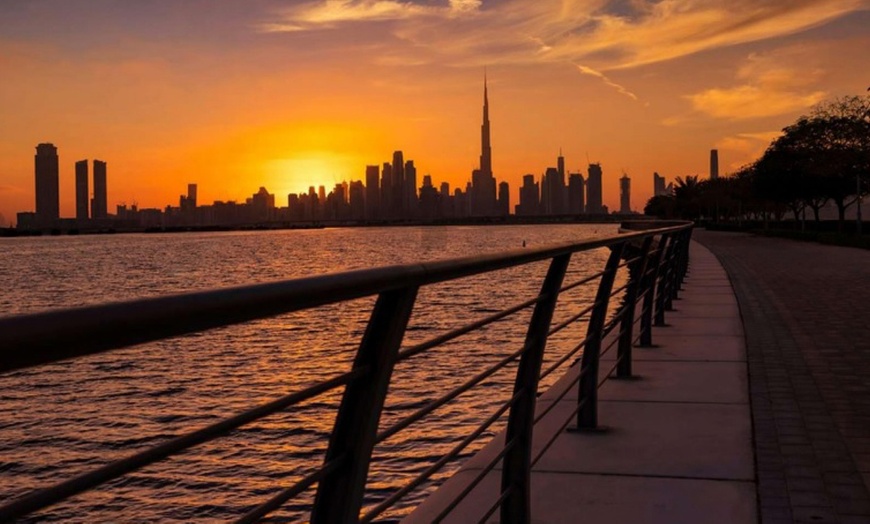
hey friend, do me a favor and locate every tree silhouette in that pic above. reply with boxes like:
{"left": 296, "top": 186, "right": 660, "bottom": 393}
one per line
{"left": 756, "top": 95, "right": 870, "bottom": 229}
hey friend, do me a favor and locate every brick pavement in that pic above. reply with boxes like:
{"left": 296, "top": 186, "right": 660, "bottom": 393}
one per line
{"left": 695, "top": 230, "right": 870, "bottom": 524}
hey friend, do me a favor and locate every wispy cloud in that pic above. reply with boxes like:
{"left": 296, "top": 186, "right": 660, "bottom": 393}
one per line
{"left": 686, "top": 50, "right": 829, "bottom": 120}
{"left": 260, "top": 0, "right": 482, "bottom": 32}
{"left": 261, "top": 0, "right": 869, "bottom": 72}
{"left": 575, "top": 64, "right": 639, "bottom": 101}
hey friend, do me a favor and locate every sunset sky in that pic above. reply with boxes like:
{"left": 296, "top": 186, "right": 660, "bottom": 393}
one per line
{"left": 1, "top": 0, "right": 868, "bottom": 224}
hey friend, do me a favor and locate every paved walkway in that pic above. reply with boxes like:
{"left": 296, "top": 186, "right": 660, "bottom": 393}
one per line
{"left": 406, "top": 241, "right": 756, "bottom": 523}
{"left": 695, "top": 230, "right": 870, "bottom": 524}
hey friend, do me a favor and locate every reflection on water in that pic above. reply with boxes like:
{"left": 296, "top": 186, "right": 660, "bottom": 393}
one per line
{"left": 0, "top": 224, "right": 623, "bottom": 522}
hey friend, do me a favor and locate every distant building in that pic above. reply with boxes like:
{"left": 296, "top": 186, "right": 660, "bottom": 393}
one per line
{"left": 392, "top": 150, "right": 405, "bottom": 218}
{"left": 365, "top": 165, "right": 380, "bottom": 220}
{"left": 516, "top": 174, "right": 539, "bottom": 216}
{"left": 92, "top": 159, "right": 108, "bottom": 219}
{"left": 471, "top": 76, "right": 497, "bottom": 217}
{"left": 710, "top": 149, "right": 719, "bottom": 180}
{"left": 653, "top": 172, "right": 673, "bottom": 197}
{"left": 542, "top": 167, "right": 565, "bottom": 215}
{"left": 404, "top": 160, "right": 417, "bottom": 218}
{"left": 34, "top": 143, "right": 59, "bottom": 225}
{"left": 75, "top": 159, "right": 89, "bottom": 220}
{"left": 179, "top": 183, "right": 197, "bottom": 224}
{"left": 250, "top": 187, "right": 275, "bottom": 222}
{"left": 619, "top": 174, "right": 631, "bottom": 214}
{"left": 419, "top": 175, "right": 439, "bottom": 220}
{"left": 568, "top": 173, "right": 585, "bottom": 214}
{"left": 586, "top": 163, "right": 604, "bottom": 214}
{"left": 380, "top": 162, "right": 392, "bottom": 218}
{"left": 349, "top": 180, "right": 365, "bottom": 220}
{"left": 187, "top": 184, "right": 197, "bottom": 207}
{"left": 498, "top": 181, "right": 510, "bottom": 216}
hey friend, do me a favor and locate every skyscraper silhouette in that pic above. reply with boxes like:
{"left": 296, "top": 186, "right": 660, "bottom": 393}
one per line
{"left": 517, "top": 174, "right": 539, "bottom": 216}
{"left": 365, "top": 165, "right": 380, "bottom": 220}
{"left": 34, "top": 143, "right": 59, "bottom": 225}
{"left": 392, "top": 151, "right": 405, "bottom": 218}
{"left": 75, "top": 159, "right": 89, "bottom": 220}
{"left": 568, "top": 172, "right": 585, "bottom": 214}
{"left": 586, "top": 163, "right": 603, "bottom": 214}
{"left": 92, "top": 159, "right": 108, "bottom": 219}
{"left": 404, "top": 159, "right": 417, "bottom": 218}
{"left": 619, "top": 174, "right": 631, "bottom": 214}
{"left": 480, "top": 75, "right": 492, "bottom": 179}
{"left": 380, "top": 162, "right": 392, "bottom": 218}
{"left": 471, "top": 74, "right": 497, "bottom": 216}
{"left": 710, "top": 149, "right": 719, "bottom": 180}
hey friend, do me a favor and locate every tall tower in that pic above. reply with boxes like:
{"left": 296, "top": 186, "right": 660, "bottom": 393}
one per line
{"left": 586, "top": 163, "right": 603, "bottom": 214}
{"left": 34, "top": 143, "right": 60, "bottom": 225}
{"left": 92, "top": 159, "right": 107, "bottom": 219}
{"left": 619, "top": 174, "right": 631, "bottom": 214}
{"left": 75, "top": 159, "right": 89, "bottom": 220}
{"left": 365, "top": 165, "right": 380, "bottom": 220}
{"left": 391, "top": 151, "right": 405, "bottom": 219}
{"left": 472, "top": 73, "right": 497, "bottom": 216}
{"left": 480, "top": 73, "right": 492, "bottom": 178}
{"left": 710, "top": 149, "right": 719, "bottom": 180}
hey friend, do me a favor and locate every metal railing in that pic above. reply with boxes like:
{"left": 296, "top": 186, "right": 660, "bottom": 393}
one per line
{"left": 0, "top": 221, "right": 693, "bottom": 523}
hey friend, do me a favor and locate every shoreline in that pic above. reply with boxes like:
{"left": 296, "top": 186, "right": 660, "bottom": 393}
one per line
{"left": 1, "top": 214, "right": 644, "bottom": 237}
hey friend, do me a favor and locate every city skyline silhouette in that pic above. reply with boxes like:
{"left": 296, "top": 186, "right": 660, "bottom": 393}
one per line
{"left": 1, "top": 2, "right": 867, "bottom": 225}
{"left": 15, "top": 78, "right": 635, "bottom": 231}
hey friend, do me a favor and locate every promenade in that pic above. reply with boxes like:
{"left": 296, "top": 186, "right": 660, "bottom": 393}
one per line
{"left": 408, "top": 238, "right": 756, "bottom": 523}
{"left": 409, "top": 231, "right": 870, "bottom": 523}
{"left": 696, "top": 230, "right": 870, "bottom": 523}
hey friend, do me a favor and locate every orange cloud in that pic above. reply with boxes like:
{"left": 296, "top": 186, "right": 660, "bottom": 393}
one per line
{"left": 263, "top": 0, "right": 868, "bottom": 71}
{"left": 686, "top": 50, "right": 829, "bottom": 120}
{"left": 689, "top": 86, "right": 827, "bottom": 120}
{"left": 715, "top": 131, "right": 783, "bottom": 170}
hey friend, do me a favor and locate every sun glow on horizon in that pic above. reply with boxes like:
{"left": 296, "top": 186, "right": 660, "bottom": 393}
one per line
{"left": 264, "top": 153, "right": 364, "bottom": 197}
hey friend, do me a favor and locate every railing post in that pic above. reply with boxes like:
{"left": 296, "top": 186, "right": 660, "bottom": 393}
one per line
{"left": 311, "top": 287, "right": 418, "bottom": 524}
{"left": 575, "top": 244, "right": 625, "bottom": 430}
{"left": 655, "top": 234, "right": 678, "bottom": 326}
{"left": 677, "top": 228, "right": 693, "bottom": 288}
{"left": 640, "top": 234, "right": 670, "bottom": 346}
{"left": 500, "top": 254, "right": 571, "bottom": 524}
{"left": 666, "top": 232, "right": 685, "bottom": 306}
{"left": 616, "top": 237, "right": 653, "bottom": 379}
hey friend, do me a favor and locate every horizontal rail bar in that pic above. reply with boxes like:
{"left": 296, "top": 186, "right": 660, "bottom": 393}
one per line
{"left": 0, "top": 221, "right": 692, "bottom": 522}
{"left": 547, "top": 301, "right": 598, "bottom": 337}
{"left": 0, "top": 224, "right": 689, "bottom": 374}
{"left": 558, "top": 271, "right": 605, "bottom": 294}
{"left": 377, "top": 346, "right": 526, "bottom": 443}
{"left": 0, "top": 367, "right": 364, "bottom": 521}
{"left": 397, "top": 296, "right": 541, "bottom": 362}
{"left": 360, "top": 391, "right": 522, "bottom": 522}
{"left": 538, "top": 334, "right": 591, "bottom": 382}
{"left": 611, "top": 281, "right": 631, "bottom": 297}
{"left": 434, "top": 438, "right": 517, "bottom": 522}
{"left": 480, "top": 485, "right": 514, "bottom": 524}
{"left": 530, "top": 396, "right": 590, "bottom": 467}
{"left": 235, "top": 457, "right": 345, "bottom": 524}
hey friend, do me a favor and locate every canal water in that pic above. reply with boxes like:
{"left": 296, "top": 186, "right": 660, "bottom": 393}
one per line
{"left": 0, "top": 224, "right": 621, "bottom": 522}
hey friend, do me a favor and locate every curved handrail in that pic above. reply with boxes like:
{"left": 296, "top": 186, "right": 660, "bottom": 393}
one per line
{"left": 0, "top": 221, "right": 693, "bottom": 523}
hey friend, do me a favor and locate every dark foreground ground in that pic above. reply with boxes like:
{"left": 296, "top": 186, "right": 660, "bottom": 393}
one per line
{"left": 695, "top": 230, "right": 870, "bottom": 524}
